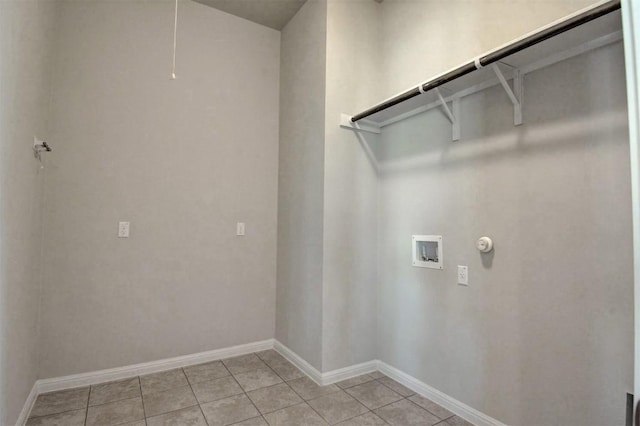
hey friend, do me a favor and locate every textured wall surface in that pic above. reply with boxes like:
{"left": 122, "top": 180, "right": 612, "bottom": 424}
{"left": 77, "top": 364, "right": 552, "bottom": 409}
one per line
{"left": 379, "top": 0, "right": 596, "bottom": 98}
{"left": 375, "top": 41, "right": 632, "bottom": 426}
{"left": 0, "top": 1, "right": 58, "bottom": 422}
{"left": 3, "top": 2, "right": 633, "bottom": 425}
{"left": 276, "top": 0, "right": 327, "bottom": 371}
{"left": 39, "top": 0, "right": 280, "bottom": 378}
{"left": 321, "top": 0, "right": 381, "bottom": 372}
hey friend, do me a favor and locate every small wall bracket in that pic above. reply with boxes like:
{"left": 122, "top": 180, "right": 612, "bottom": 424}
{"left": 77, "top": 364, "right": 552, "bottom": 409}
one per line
{"left": 33, "top": 137, "right": 52, "bottom": 168}
{"left": 434, "top": 89, "right": 460, "bottom": 141}
{"left": 491, "top": 63, "right": 523, "bottom": 126}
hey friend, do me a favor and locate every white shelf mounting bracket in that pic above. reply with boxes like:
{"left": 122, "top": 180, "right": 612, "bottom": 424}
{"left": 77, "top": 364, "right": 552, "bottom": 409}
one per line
{"left": 339, "top": 113, "right": 381, "bottom": 134}
{"left": 491, "top": 63, "right": 523, "bottom": 126}
{"left": 434, "top": 88, "right": 460, "bottom": 141}
{"left": 452, "top": 97, "right": 460, "bottom": 141}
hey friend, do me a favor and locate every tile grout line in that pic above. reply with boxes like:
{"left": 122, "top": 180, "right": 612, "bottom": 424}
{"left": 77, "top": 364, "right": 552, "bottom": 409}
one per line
{"left": 138, "top": 376, "right": 148, "bottom": 425}
{"left": 138, "top": 371, "right": 200, "bottom": 423}
{"left": 402, "top": 394, "right": 456, "bottom": 424}
{"left": 228, "top": 364, "right": 266, "bottom": 424}
{"left": 252, "top": 354, "right": 306, "bottom": 418}
{"left": 303, "top": 380, "right": 374, "bottom": 425}
{"left": 141, "top": 360, "right": 256, "bottom": 423}
{"left": 32, "top": 352, "right": 464, "bottom": 426}
{"left": 182, "top": 367, "right": 211, "bottom": 426}
{"left": 273, "top": 373, "right": 334, "bottom": 424}
{"left": 327, "top": 409, "right": 375, "bottom": 426}
{"left": 27, "top": 406, "right": 88, "bottom": 421}
{"left": 374, "top": 376, "right": 419, "bottom": 400}
{"left": 85, "top": 378, "right": 145, "bottom": 409}
{"left": 242, "top": 353, "right": 313, "bottom": 424}
{"left": 378, "top": 377, "right": 457, "bottom": 423}
{"left": 370, "top": 376, "right": 441, "bottom": 425}
{"left": 259, "top": 351, "right": 394, "bottom": 425}
{"left": 84, "top": 385, "right": 91, "bottom": 426}
{"left": 365, "top": 397, "right": 410, "bottom": 425}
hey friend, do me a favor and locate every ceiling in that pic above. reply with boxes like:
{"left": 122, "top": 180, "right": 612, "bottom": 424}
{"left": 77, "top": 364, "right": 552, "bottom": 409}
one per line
{"left": 193, "top": 0, "right": 308, "bottom": 30}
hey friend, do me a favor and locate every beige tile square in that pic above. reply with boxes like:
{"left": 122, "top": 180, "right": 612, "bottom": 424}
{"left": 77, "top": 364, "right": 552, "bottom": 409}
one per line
{"left": 408, "top": 394, "right": 454, "bottom": 420}
{"left": 307, "top": 390, "right": 368, "bottom": 425}
{"left": 255, "top": 350, "right": 287, "bottom": 366}
{"left": 191, "top": 375, "right": 243, "bottom": 404}
{"left": 344, "top": 381, "right": 402, "bottom": 410}
{"left": 377, "top": 377, "right": 415, "bottom": 397}
{"left": 146, "top": 405, "right": 207, "bottom": 426}
{"left": 200, "top": 394, "right": 260, "bottom": 426}
{"left": 267, "top": 360, "right": 304, "bottom": 382}
{"left": 287, "top": 376, "right": 340, "bottom": 400}
{"left": 335, "top": 375, "right": 374, "bottom": 390}
{"left": 373, "top": 399, "right": 440, "bottom": 426}
{"left": 247, "top": 382, "right": 302, "bottom": 414}
{"left": 367, "top": 372, "right": 385, "bottom": 380}
{"left": 140, "top": 369, "right": 188, "bottom": 395}
{"left": 89, "top": 377, "right": 141, "bottom": 406}
{"left": 142, "top": 385, "right": 197, "bottom": 417}
{"left": 234, "top": 417, "right": 269, "bottom": 425}
{"left": 30, "top": 387, "right": 89, "bottom": 418}
{"left": 446, "top": 415, "right": 476, "bottom": 426}
{"left": 234, "top": 368, "right": 283, "bottom": 392}
{"left": 222, "top": 354, "right": 269, "bottom": 375}
{"left": 86, "top": 397, "right": 144, "bottom": 426}
{"left": 26, "top": 408, "right": 86, "bottom": 426}
{"left": 256, "top": 350, "right": 302, "bottom": 383}
{"left": 263, "top": 403, "right": 328, "bottom": 426}
{"left": 184, "top": 361, "right": 230, "bottom": 384}
{"left": 335, "top": 412, "right": 387, "bottom": 426}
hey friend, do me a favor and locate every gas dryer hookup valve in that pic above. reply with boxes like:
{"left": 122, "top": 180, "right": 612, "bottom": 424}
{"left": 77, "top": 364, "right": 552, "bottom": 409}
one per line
{"left": 476, "top": 236, "right": 493, "bottom": 253}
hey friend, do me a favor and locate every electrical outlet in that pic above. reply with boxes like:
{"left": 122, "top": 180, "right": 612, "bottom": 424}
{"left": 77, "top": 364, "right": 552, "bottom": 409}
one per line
{"left": 236, "top": 222, "right": 245, "bottom": 236}
{"left": 457, "top": 265, "right": 468, "bottom": 286}
{"left": 118, "top": 221, "right": 130, "bottom": 238}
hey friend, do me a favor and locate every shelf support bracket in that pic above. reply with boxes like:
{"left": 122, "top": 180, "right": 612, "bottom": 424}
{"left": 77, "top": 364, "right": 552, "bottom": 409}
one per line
{"left": 491, "top": 63, "right": 523, "bottom": 126}
{"left": 434, "top": 88, "right": 460, "bottom": 141}
{"left": 340, "top": 113, "right": 381, "bottom": 134}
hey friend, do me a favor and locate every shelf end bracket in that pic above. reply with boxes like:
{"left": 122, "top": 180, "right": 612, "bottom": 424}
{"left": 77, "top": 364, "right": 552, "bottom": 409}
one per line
{"left": 340, "top": 113, "right": 381, "bottom": 134}
{"left": 434, "top": 88, "right": 460, "bottom": 141}
{"left": 491, "top": 63, "right": 523, "bottom": 126}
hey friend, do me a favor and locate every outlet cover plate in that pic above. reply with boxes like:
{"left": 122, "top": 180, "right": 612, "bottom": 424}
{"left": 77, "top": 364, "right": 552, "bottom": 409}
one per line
{"left": 457, "top": 265, "right": 468, "bottom": 285}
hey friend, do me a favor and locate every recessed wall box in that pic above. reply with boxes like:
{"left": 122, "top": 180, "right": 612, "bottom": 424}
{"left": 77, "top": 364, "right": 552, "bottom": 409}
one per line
{"left": 412, "top": 235, "right": 443, "bottom": 269}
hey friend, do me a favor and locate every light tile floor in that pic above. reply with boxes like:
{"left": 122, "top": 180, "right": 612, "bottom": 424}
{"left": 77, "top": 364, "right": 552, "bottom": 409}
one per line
{"left": 26, "top": 350, "right": 476, "bottom": 426}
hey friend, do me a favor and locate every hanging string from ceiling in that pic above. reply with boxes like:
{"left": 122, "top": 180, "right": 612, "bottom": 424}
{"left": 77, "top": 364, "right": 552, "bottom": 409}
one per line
{"left": 171, "top": 0, "right": 178, "bottom": 80}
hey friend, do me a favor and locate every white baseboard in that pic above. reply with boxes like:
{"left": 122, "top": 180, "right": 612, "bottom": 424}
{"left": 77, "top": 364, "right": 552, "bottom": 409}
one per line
{"left": 15, "top": 382, "right": 38, "bottom": 426}
{"left": 273, "top": 340, "right": 376, "bottom": 386}
{"left": 36, "top": 339, "right": 274, "bottom": 394}
{"left": 378, "top": 361, "right": 507, "bottom": 426}
{"left": 273, "top": 340, "right": 323, "bottom": 384}
{"left": 273, "top": 341, "right": 505, "bottom": 426}
{"left": 320, "top": 360, "right": 377, "bottom": 386}
{"left": 20, "top": 339, "right": 505, "bottom": 426}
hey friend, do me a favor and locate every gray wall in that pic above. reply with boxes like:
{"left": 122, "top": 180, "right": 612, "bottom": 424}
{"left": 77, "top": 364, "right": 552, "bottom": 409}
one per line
{"left": 379, "top": 0, "right": 595, "bottom": 98}
{"left": 321, "top": 0, "right": 381, "bottom": 372}
{"left": 276, "top": 0, "right": 327, "bottom": 371}
{"left": 375, "top": 20, "right": 632, "bottom": 426}
{"left": 0, "top": 1, "right": 58, "bottom": 423}
{"left": 39, "top": 0, "right": 280, "bottom": 378}
{"left": 2, "top": 2, "right": 633, "bottom": 425}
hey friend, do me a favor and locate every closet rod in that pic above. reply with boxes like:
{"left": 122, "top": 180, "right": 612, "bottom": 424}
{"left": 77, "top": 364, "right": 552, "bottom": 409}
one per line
{"left": 350, "top": 0, "right": 621, "bottom": 123}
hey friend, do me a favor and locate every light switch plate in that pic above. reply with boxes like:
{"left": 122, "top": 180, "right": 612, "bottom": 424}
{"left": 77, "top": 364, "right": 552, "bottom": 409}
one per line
{"left": 457, "top": 265, "right": 468, "bottom": 285}
{"left": 118, "top": 221, "right": 130, "bottom": 238}
{"left": 236, "top": 222, "right": 245, "bottom": 236}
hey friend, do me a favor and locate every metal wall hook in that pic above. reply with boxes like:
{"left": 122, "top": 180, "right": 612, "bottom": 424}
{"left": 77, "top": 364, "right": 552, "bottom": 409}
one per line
{"left": 33, "top": 137, "right": 52, "bottom": 169}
